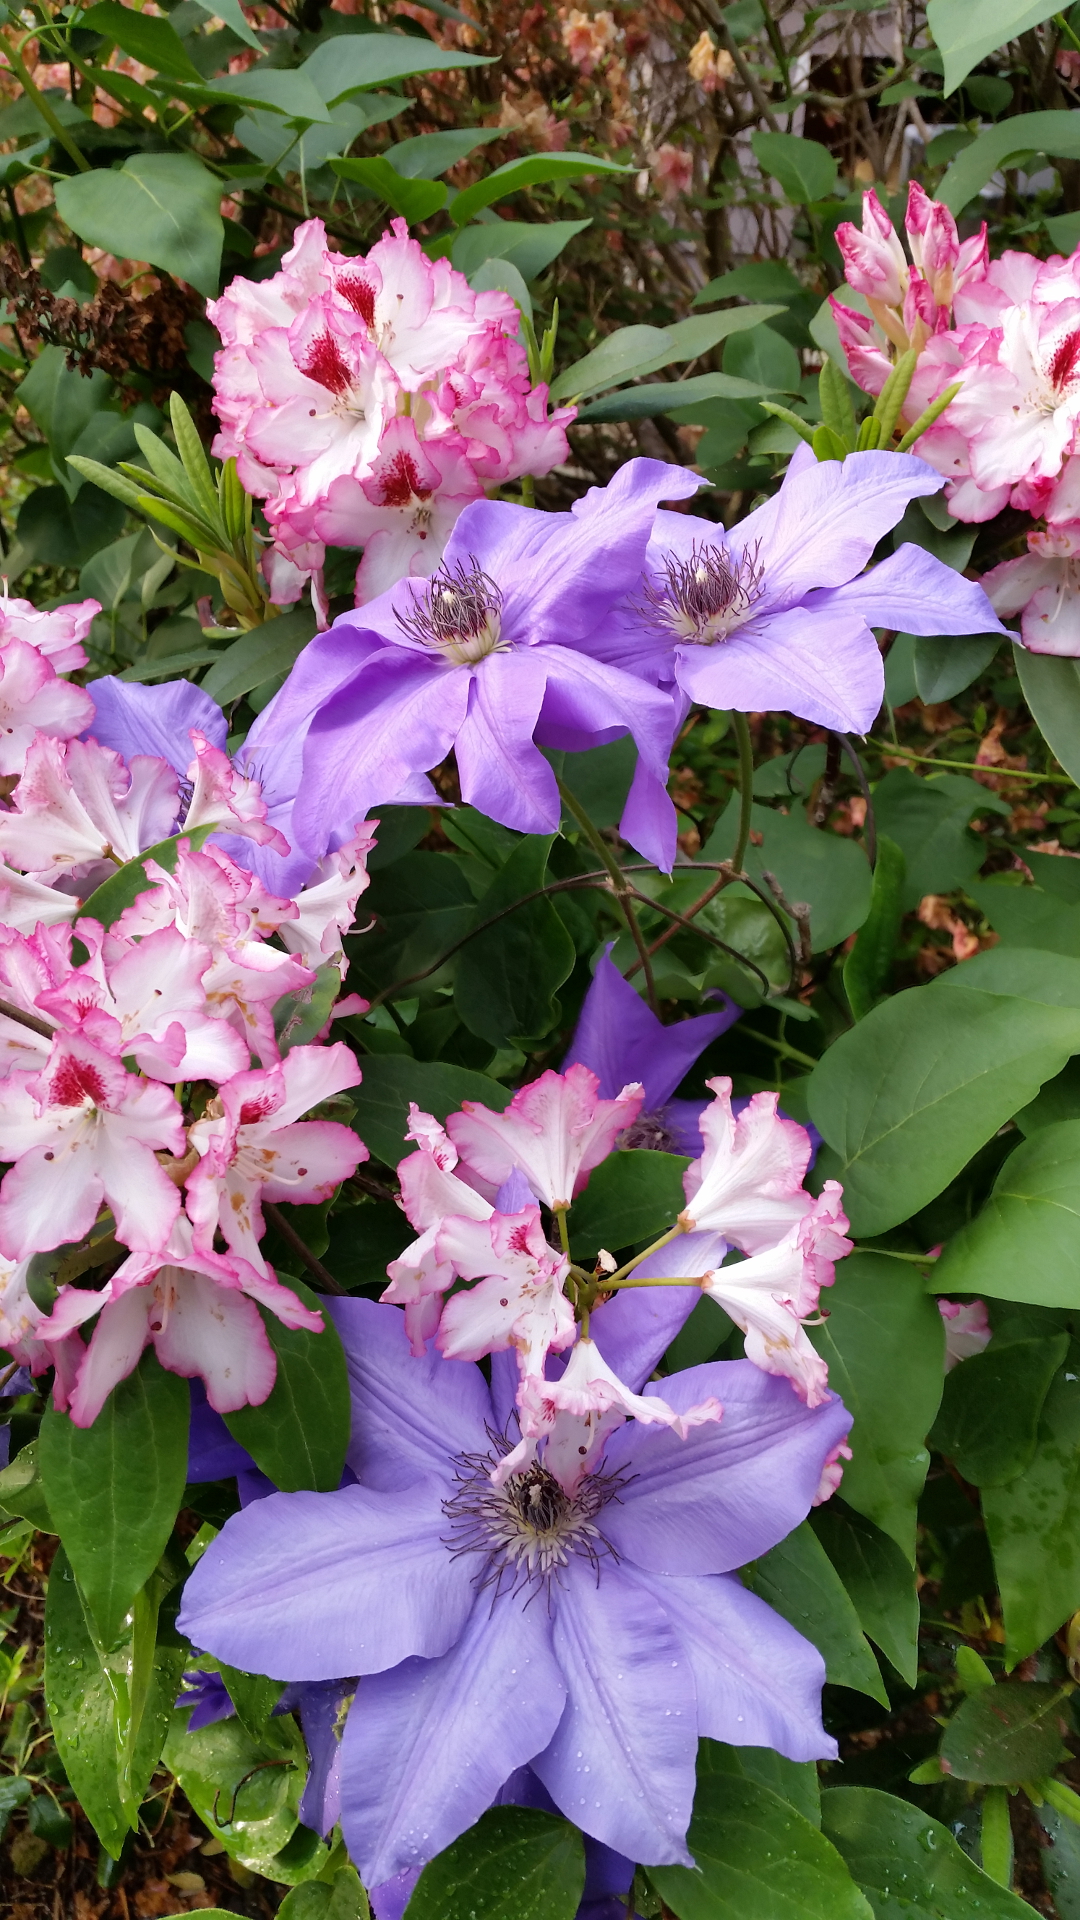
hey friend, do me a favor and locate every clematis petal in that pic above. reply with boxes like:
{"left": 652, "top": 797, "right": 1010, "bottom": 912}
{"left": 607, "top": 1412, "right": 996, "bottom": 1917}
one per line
{"left": 674, "top": 607, "right": 884, "bottom": 735}
{"left": 178, "top": 1480, "right": 473, "bottom": 1680}
{"left": 804, "top": 544, "right": 1005, "bottom": 639}
{"left": 453, "top": 650, "right": 558, "bottom": 833}
{"left": 329, "top": 1297, "right": 493, "bottom": 1491}
{"left": 731, "top": 449, "right": 942, "bottom": 604}
{"left": 85, "top": 675, "right": 227, "bottom": 771}
{"left": 632, "top": 1566, "right": 836, "bottom": 1761}
{"left": 533, "top": 1554, "right": 697, "bottom": 1868}
{"left": 339, "top": 1587, "right": 565, "bottom": 1888}
{"left": 601, "top": 1358, "right": 852, "bottom": 1574}
{"left": 566, "top": 948, "right": 737, "bottom": 1109}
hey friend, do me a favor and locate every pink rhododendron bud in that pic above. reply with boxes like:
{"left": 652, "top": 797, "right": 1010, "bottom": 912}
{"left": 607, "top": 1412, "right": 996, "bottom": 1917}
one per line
{"left": 679, "top": 1078, "right": 815, "bottom": 1249}
{"left": 447, "top": 1064, "right": 645, "bottom": 1210}
{"left": 836, "top": 190, "right": 908, "bottom": 308}
{"left": 0, "top": 1031, "right": 185, "bottom": 1259}
{"left": 828, "top": 299, "right": 892, "bottom": 396}
{"left": 0, "top": 639, "right": 95, "bottom": 776}
{"left": 185, "top": 1042, "right": 365, "bottom": 1276}
{"left": 435, "top": 1206, "right": 576, "bottom": 1379}
{"left": 905, "top": 182, "right": 968, "bottom": 309}
{"left": 939, "top": 1297, "right": 992, "bottom": 1370}
{"left": 0, "top": 591, "right": 100, "bottom": 673}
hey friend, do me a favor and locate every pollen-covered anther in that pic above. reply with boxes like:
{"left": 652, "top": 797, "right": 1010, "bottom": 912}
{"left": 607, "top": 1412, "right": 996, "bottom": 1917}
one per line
{"left": 397, "top": 558, "right": 507, "bottom": 665}
{"left": 644, "top": 539, "right": 766, "bottom": 644}
{"left": 442, "top": 1448, "right": 622, "bottom": 1598}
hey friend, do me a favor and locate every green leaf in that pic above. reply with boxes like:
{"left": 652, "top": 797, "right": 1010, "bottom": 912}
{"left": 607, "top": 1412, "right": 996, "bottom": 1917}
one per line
{"left": 705, "top": 801, "right": 872, "bottom": 953}
{"left": 806, "top": 1253, "right": 944, "bottom": 1560}
{"left": 81, "top": 1, "right": 203, "bottom": 79}
{"left": 971, "top": 877, "right": 1080, "bottom": 958}
{"left": 567, "top": 1149, "right": 690, "bottom": 1260}
{"left": 621, "top": 305, "right": 789, "bottom": 378}
{"left": 45, "top": 1546, "right": 186, "bottom": 1857}
{"left": 811, "top": 1504, "right": 920, "bottom": 1684}
{"left": 549, "top": 325, "right": 674, "bottom": 403}
{"left": 345, "top": 851, "right": 477, "bottom": 1005}
{"left": 55, "top": 155, "right": 225, "bottom": 299}
{"left": 935, "top": 1121, "right": 1080, "bottom": 1308}
{"left": 871, "top": 769, "right": 1008, "bottom": 910}
{"left": 192, "top": 66, "right": 332, "bottom": 122}
{"left": 274, "top": 962, "right": 343, "bottom": 1054}
{"left": 806, "top": 977, "right": 1080, "bottom": 1238}
{"left": 470, "top": 255, "right": 532, "bottom": 322}
{"left": 14, "top": 480, "right": 125, "bottom": 570}
{"left": 927, "top": 0, "right": 1058, "bottom": 98}
{"left": 698, "top": 1737, "right": 821, "bottom": 1829}
{"left": 745, "top": 1521, "right": 888, "bottom": 1704}
{"left": 162, "top": 1705, "right": 314, "bottom": 1875}
{"left": 1033, "top": 1801, "right": 1080, "bottom": 1918}
{"left": 751, "top": 130, "right": 839, "bottom": 202}
{"left": 725, "top": 323, "right": 803, "bottom": 394}
{"left": 575, "top": 371, "right": 777, "bottom": 422}
{"left": 1013, "top": 643, "right": 1080, "bottom": 784}
{"left": 939, "top": 109, "right": 1080, "bottom": 213}
{"left": 77, "top": 823, "right": 217, "bottom": 934}
{"left": 279, "top": 1868, "right": 369, "bottom": 1920}
{"left": 931, "top": 1333, "right": 1070, "bottom": 1483}
{"left": 844, "top": 837, "right": 905, "bottom": 1020}
{"left": 648, "top": 1773, "right": 872, "bottom": 1920}
{"left": 0, "top": 1438, "right": 54, "bottom": 1530}
{"left": 385, "top": 126, "right": 502, "bottom": 177}
{"left": 449, "top": 218, "right": 591, "bottom": 285}
{"left": 821, "top": 1786, "right": 1035, "bottom": 1918}
{"left": 454, "top": 835, "right": 575, "bottom": 1047}
{"left": 300, "top": 33, "right": 493, "bottom": 106}
{"left": 0, "top": 1776, "right": 31, "bottom": 1840}
{"left": 941, "top": 1682, "right": 1069, "bottom": 1785}
{"left": 38, "top": 1350, "right": 188, "bottom": 1646}
{"left": 331, "top": 155, "right": 448, "bottom": 222}
{"left": 224, "top": 1277, "right": 349, "bottom": 1492}
{"left": 913, "top": 634, "right": 1000, "bottom": 705}
{"left": 693, "top": 261, "right": 805, "bottom": 307}
{"left": 982, "top": 1349, "right": 1080, "bottom": 1661}
{"left": 190, "top": 0, "right": 263, "bottom": 49}
{"left": 201, "top": 606, "right": 317, "bottom": 706}
{"left": 450, "top": 151, "right": 633, "bottom": 226}
{"left": 407, "top": 1806, "right": 585, "bottom": 1919}
{"left": 348, "top": 1056, "right": 511, "bottom": 1168}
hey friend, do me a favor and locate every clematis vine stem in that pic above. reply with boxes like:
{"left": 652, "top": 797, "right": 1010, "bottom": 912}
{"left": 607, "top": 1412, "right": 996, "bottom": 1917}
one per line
{"left": 557, "top": 777, "right": 659, "bottom": 1012}
{"left": 731, "top": 711, "right": 756, "bottom": 874}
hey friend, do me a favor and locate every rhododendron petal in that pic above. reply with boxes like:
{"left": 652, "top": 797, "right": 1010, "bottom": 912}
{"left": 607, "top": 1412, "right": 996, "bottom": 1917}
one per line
{"left": 448, "top": 1064, "right": 644, "bottom": 1209}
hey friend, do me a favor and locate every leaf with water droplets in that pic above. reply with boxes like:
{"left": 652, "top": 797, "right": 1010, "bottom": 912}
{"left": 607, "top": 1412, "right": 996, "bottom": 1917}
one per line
{"left": 648, "top": 1773, "right": 872, "bottom": 1919}
{"left": 821, "top": 1786, "right": 1034, "bottom": 1918}
{"left": 406, "top": 1805, "right": 585, "bottom": 1920}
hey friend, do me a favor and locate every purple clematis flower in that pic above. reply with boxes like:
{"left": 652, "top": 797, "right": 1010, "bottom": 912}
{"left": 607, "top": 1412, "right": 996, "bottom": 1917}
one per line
{"left": 178, "top": 1295, "right": 850, "bottom": 1883}
{"left": 177, "top": 1669, "right": 236, "bottom": 1731}
{"left": 565, "top": 946, "right": 739, "bottom": 1155}
{"left": 246, "top": 461, "right": 700, "bottom": 875}
{"left": 580, "top": 445, "right": 1005, "bottom": 737}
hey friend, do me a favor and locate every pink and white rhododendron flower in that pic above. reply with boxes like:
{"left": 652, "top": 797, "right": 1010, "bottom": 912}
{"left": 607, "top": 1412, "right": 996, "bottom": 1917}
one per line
{"left": 446, "top": 1064, "right": 644, "bottom": 1210}
{"left": 0, "top": 590, "right": 100, "bottom": 672}
{"left": 0, "top": 1032, "right": 185, "bottom": 1259}
{"left": 695, "top": 1194, "right": 851, "bottom": 1408}
{"left": 209, "top": 216, "right": 574, "bottom": 611}
{"left": 679, "top": 1079, "right": 817, "bottom": 1248}
{"left": 381, "top": 1103, "right": 494, "bottom": 1354}
{"left": 0, "top": 640, "right": 95, "bottom": 777}
{"left": 435, "top": 1206, "right": 576, "bottom": 1379}
{"left": 186, "top": 1043, "right": 366, "bottom": 1277}
{"left": 39, "top": 1216, "right": 324, "bottom": 1426}
{"left": 510, "top": 1337, "right": 723, "bottom": 1493}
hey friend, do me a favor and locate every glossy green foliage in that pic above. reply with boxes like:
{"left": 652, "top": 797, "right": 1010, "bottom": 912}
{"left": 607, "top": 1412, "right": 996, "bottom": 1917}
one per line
{"left": 821, "top": 1788, "right": 1034, "bottom": 1918}
{"left": 648, "top": 1770, "right": 872, "bottom": 1920}
{"left": 407, "top": 1807, "right": 586, "bottom": 1919}
{"left": 224, "top": 1280, "right": 350, "bottom": 1492}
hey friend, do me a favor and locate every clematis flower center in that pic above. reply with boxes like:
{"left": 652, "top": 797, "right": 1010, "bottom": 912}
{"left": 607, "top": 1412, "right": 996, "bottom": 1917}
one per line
{"left": 397, "top": 560, "right": 507, "bottom": 666}
{"left": 644, "top": 539, "right": 766, "bottom": 644}
{"left": 442, "top": 1449, "right": 621, "bottom": 1598}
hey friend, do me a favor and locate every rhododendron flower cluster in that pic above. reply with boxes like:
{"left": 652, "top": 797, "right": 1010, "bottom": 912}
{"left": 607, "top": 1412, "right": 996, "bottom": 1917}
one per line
{"left": 831, "top": 185, "right": 1080, "bottom": 653}
{"left": 209, "top": 217, "right": 575, "bottom": 612}
{"left": 0, "top": 621, "right": 376, "bottom": 1424}
{"left": 382, "top": 1062, "right": 852, "bottom": 1497}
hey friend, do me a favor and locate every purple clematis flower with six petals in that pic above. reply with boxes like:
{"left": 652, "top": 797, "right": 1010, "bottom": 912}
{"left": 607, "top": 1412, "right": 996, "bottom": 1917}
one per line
{"left": 244, "top": 461, "right": 700, "bottom": 874}
{"left": 580, "top": 444, "right": 1006, "bottom": 736}
{"left": 178, "top": 1295, "right": 850, "bottom": 1885}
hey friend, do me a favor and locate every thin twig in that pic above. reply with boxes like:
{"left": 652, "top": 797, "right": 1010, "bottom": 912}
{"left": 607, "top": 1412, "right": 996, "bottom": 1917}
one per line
{"left": 264, "top": 1202, "right": 346, "bottom": 1296}
{"left": 761, "top": 870, "right": 812, "bottom": 966}
{"left": 0, "top": 997, "right": 53, "bottom": 1040}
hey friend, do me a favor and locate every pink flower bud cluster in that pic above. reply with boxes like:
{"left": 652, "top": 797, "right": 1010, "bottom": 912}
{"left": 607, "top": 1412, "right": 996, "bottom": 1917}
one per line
{"left": 0, "top": 609, "right": 375, "bottom": 1425}
{"left": 832, "top": 186, "right": 1080, "bottom": 655}
{"left": 209, "top": 217, "right": 576, "bottom": 613}
{"left": 382, "top": 1066, "right": 851, "bottom": 1497}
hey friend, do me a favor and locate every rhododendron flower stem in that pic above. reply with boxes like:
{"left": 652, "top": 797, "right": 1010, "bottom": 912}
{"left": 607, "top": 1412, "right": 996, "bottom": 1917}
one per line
{"left": 604, "top": 1221, "right": 687, "bottom": 1289}
{"left": 263, "top": 1200, "right": 346, "bottom": 1295}
{"left": 557, "top": 778, "right": 658, "bottom": 1011}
